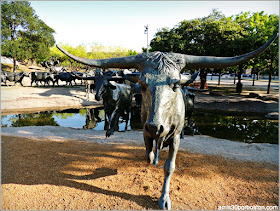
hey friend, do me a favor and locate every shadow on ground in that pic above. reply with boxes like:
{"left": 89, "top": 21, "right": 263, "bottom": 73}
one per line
{"left": 1, "top": 135, "right": 278, "bottom": 210}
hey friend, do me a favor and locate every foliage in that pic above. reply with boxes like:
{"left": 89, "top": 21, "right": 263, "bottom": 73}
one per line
{"left": 10, "top": 113, "right": 59, "bottom": 127}
{"left": 149, "top": 9, "right": 279, "bottom": 76}
{"left": 1, "top": 1, "right": 55, "bottom": 69}
{"left": 233, "top": 12, "right": 279, "bottom": 74}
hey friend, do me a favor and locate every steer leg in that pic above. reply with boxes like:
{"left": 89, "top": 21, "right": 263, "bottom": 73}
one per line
{"left": 124, "top": 109, "right": 130, "bottom": 131}
{"left": 86, "top": 85, "right": 90, "bottom": 101}
{"left": 158, "top": 134, "right": 180, "bottom": 210}
{"left": 104, "top": 112, "right": 110, "bottom": 131}
{"left": 144, "top": 133, "right": 154, "bottom": 164}
{"left": 153, "top": 141, "right": 160, "bottom": 166}
{"left": 106, "top": 108, "right": 119, "bottom": 137}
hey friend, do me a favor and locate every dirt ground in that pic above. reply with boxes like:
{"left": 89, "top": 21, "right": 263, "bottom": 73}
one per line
{"left": 1, "top": 67, "right": 279, "bottom": 210}
{"left": 1, "top": 135, "right": 278, "bottom": 210}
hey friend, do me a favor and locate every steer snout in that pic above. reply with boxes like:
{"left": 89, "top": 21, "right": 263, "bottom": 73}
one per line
{"left": 144, "top": 122, "right": 164, "bottom": 138}
{"left": 95, "top": 95, "right": 101, "bottom": 101}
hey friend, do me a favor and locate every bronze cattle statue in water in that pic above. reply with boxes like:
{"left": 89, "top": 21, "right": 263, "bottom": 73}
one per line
{"left": 57, "top": 33, "right": 278, "bottom": 210}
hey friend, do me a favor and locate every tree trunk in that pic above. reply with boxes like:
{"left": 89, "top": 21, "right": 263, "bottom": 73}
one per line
{"left": 252, "top": 67, "right": 255, "bottom": 86}
{"left": 236, "top": 65, "right": 243, "bottom": 93}
{"left": 267, "top": 70, "right": 272, "bottom": 94}
{"left": 200, "top": 69, "right": 207, "bottom": 89}
{"left": 13, "top": 57, "right": 17, "bottom": 72}
{"left": 218, "top": 69, "right": 221, "bottom": 86}
{"left": 267, "top": 60, "right": 273, "bottom": 94}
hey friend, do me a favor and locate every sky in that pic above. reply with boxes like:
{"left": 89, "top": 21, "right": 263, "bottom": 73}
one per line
{"left": 30, "top": 1, "right": 279, "bottom": 52}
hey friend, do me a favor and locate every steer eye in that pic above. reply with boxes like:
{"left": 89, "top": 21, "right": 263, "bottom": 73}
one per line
{"left": 169, "top": 79, "right": 180, "bottom": 92}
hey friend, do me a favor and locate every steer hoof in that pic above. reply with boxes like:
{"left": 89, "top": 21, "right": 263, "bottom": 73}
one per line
{"left": 145, "top": 151, "right": 154, "bottom": 164}
{"left": 158, "top": 195, "right": 171, "bottom": 210}
{"left": 153, "top": 156, "right": 159, "bottom": 166}
{"left": 106, "top": 130, "right": 113, "bottom": 137}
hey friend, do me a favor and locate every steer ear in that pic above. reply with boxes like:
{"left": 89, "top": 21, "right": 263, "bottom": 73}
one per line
{"left": 180, "top": 74, "right": 191, "bottom": 85}
{"left": 184, "top": 71, "right": 200, "bottom": 86}
{"left": 108, "top": 82, "right": 117, "bottom": 90}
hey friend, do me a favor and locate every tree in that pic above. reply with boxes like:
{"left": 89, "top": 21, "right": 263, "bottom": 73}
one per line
{"left": 150, "top": 9, "right": 248, "bottom": 89}
{"left": 234, "top": 12, "right": 279, "bottom": 93}
{"left": 1, "top": 1, "right": 55, "bottom": 71}
{"left": 150, "top": 9, "right": 278, "bottom": 92}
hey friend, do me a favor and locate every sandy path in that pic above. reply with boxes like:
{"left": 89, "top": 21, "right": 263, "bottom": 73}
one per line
{"left": 2, "top": 126, "right": 278, "bottom": 165}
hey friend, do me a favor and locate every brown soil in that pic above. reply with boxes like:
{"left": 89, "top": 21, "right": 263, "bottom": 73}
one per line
{"left": 1, "top": 135, "right": 278, "bottom": 210}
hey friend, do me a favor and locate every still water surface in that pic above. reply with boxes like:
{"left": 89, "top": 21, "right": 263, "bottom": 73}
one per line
{"left": 1, "top": 107, "right": 278, "bottom": 144}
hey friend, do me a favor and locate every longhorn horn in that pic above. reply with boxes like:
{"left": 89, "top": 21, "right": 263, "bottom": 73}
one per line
{"left": 183, "top": 33, "right": 278, "bottom": 69}
{"left": 56, "top": 44, "right": 142, "bottom": 70}
{"left": 57, "top": 33, "right": 278, "bottom": 71}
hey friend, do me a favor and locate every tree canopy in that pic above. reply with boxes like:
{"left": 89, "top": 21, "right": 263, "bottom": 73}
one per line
{"left": 1, "top": 1, "right": 55, "bottom": 70}
{"left": 150, "top": 9, "right": 278, "bottom": 74}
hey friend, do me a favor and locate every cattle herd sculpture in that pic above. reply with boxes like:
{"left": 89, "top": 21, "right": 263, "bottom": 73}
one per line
{"left": 56, "top": 32, "right": 277, "bottom": 210}
{"left": 1, "top": 33, "right": 278, "bottom": 210}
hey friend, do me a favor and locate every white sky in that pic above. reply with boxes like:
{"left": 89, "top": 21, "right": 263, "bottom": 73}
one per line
{"left": 30, "top": 1, "right": 279, "bottom": 52}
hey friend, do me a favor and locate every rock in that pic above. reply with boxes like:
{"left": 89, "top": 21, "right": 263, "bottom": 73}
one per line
{"left": 248, "top": 92, "right": 260, "bottom": 98}
{"left": 209, "top": 91, "right": 224, "bottom": 96}
{"left": 265, "top": 112, "right": 279, "bottom": 120}
{"left": 260, "top": 95, "right": 279, "bottom": 102}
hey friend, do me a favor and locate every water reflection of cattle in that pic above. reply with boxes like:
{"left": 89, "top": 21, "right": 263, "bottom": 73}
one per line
{"left": 3, "top": 71, "right": 29, "bottom": 86}
{"left": 57, "top": 33, "right": 277, "bottom": 210}
{"left": 83, "top": 108, "right": 102, "bottom": 129}
{"left": 30, "top": 72, "right": 55, "bottom": 86}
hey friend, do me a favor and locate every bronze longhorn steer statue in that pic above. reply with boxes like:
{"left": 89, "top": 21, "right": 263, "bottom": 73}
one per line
{"left": 57, "top": 33, "right": 278, "bottom": 210}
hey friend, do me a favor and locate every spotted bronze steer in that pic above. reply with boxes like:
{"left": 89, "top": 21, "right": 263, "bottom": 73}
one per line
{"left": 57, "top": 33, "right": 278, "bottom": 210}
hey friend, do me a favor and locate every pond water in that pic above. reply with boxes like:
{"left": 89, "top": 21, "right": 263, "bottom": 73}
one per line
{"left": 1, "top": 107, "right": 278, "bottom": 144}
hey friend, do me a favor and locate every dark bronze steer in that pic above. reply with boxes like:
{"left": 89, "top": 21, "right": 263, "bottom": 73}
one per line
{"left": 30, "top": 72, "right": 55, "bottom": 86}
{"left": 4, "top": 71, "right": 29, "bottom": 86}
{"left": 53, "top": 72, "right": 77, "bottom": 86}
{"left": 57, "top": 33, "right": 278, "bottom": 210}
{"left": 78, "top": 74, "right": 132, "bottom": 137}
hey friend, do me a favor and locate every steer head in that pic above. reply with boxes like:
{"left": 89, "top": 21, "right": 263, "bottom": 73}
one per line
{"left": 94, "top": 75, "right": 117, "bottom": 101}
{"left": 139, "top": 67, "right": 183, "bottom": 142}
